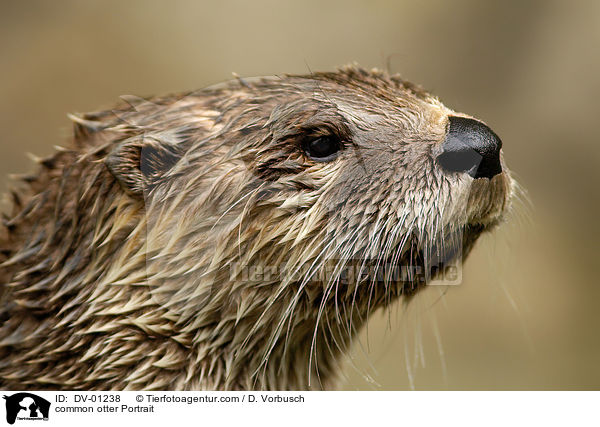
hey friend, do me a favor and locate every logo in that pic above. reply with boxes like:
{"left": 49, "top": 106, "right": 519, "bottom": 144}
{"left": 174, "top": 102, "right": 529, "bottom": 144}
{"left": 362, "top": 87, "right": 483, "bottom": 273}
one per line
{"left": 3, "top": 393, "right": 50, "bottom": 425}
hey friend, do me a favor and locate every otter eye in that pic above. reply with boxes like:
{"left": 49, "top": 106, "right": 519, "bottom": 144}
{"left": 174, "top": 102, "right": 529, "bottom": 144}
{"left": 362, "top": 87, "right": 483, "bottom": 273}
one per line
{"left": 303, "top": 136, "right": 341, "bottom": 161}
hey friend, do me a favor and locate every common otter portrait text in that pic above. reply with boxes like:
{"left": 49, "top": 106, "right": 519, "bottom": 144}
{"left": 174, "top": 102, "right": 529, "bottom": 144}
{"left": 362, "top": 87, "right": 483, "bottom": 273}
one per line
{"left": 0, "top": 66, "right": 512, "bottom": 390}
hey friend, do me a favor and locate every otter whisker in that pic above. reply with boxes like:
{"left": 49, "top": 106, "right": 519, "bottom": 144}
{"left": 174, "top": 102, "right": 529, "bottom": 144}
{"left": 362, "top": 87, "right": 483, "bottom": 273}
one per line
{"left": 308, "top": 230, "right": 364, "bottom": 385}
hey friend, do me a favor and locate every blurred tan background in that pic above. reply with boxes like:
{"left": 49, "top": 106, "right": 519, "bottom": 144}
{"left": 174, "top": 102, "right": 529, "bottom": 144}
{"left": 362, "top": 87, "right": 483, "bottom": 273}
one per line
{"left": 0, "top": 0, "right": 598, "bottom": 390}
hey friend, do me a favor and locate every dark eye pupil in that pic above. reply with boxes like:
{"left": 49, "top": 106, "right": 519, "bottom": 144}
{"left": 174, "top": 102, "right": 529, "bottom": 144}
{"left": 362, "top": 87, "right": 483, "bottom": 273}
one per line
{"left": 305, "top": 136, "right": 340, "bottom": 160}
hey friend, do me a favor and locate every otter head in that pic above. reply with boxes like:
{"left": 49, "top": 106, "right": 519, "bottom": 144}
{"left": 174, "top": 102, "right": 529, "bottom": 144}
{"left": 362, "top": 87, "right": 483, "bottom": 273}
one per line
{"left": 102, "top": 66, "right": 512, "bottom": 388}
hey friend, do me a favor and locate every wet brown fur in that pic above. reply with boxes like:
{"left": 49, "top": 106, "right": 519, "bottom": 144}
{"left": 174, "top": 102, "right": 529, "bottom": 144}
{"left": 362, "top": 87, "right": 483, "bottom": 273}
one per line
{"left": 0, "top": 66, "right": 512, "bottom": 390}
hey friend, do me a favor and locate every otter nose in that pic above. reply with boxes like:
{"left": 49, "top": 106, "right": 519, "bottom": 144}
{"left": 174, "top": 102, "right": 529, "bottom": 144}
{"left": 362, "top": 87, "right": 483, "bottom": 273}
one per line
{"left": 436, "top": 116, "right": 502, "bottom": 179}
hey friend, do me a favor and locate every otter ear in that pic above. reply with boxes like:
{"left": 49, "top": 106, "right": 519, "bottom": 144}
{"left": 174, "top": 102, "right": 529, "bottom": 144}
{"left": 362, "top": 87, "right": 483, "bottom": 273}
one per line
{"left": 105, "top": 136, "right": 183, "bottom": 197}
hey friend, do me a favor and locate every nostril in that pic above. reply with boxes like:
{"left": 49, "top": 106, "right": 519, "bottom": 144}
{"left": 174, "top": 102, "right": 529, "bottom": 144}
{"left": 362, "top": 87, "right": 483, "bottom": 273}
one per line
{"left": 436, "top": 147, "right": 483, "bottom": 177}
{"left": 437, "top": 116, "right": 503, "bottom": 179}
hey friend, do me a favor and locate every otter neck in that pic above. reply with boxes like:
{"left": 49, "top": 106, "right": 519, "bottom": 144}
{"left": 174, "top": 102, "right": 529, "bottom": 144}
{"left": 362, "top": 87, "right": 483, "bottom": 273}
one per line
{"left": 145, "top": 256, "right": 364, "bottom": 390}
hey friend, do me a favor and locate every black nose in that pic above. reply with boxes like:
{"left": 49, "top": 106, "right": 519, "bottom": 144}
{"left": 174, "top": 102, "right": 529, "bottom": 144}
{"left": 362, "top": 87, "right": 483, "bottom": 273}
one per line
{"left": 436, "top": 116, "right": 502, "bottom": 179}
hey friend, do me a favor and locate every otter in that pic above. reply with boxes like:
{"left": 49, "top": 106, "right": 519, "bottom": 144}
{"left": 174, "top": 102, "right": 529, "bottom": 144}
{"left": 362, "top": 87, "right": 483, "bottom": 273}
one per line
{"left": 0, "top": 66, "right": 512, "bottom": 390}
